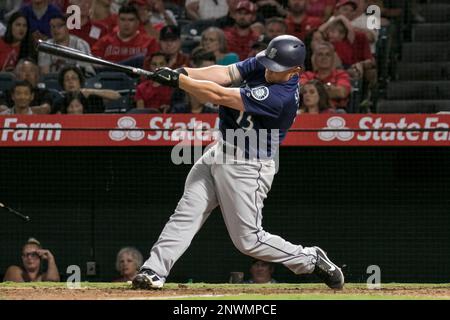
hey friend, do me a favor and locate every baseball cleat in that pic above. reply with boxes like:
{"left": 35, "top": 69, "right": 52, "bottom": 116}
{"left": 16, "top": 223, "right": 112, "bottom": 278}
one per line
{"left": 132, "top": 268, "right": 165, "bottom": 290}
{"left": 312, "top": 246, "right": 344, "bottom": 290}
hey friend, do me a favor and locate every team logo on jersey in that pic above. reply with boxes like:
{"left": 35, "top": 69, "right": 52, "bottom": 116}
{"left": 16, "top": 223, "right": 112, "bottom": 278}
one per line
{"left": 251, "top": 86, "right": 269, "bottom": 101}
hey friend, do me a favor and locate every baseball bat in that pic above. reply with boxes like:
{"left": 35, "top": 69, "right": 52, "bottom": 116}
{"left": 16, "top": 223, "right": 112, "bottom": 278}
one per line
{"left": 37, "top": 40, "right": 154, "bottom": 78}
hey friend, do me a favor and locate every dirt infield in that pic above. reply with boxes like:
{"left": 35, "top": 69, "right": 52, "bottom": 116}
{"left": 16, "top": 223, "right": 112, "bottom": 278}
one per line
{"left": 1, "top": 283, "right": 450, "bottom": 300}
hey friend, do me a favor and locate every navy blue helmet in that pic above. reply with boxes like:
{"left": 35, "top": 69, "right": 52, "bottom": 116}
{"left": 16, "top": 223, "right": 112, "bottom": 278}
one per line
{"left": 256, "top": 35, "right": 306, "bottom": 72}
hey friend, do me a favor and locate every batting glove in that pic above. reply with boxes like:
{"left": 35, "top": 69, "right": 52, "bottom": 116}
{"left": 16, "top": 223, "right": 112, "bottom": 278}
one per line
{"left": 151, "top": 67, "right": 184, "bottom": 88}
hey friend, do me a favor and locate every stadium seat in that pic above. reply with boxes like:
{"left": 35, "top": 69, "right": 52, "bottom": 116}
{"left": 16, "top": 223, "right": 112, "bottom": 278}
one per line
{"left": 0, "top": 72, "right": 16, "bottom": 93}
{"left": 85, "top": 72, "right": 137, "bottom": 95}
{"left": 104, "top": 94, "right": 133, "bottom": 113}
{"left": 47, "top": 88, "right": 63, "bottom": 104}
{"left": 39, "top": 72, "right": 62, "bottom": 91}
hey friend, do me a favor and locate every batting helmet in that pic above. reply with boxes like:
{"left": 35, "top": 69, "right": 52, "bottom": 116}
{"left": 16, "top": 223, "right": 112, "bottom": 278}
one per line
{"left": 256, "top": 35, "right": 306, "bottom": 72}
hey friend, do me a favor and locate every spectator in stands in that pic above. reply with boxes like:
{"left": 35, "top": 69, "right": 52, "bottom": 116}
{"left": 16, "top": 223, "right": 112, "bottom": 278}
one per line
{"left": 285, "top": 0, "right": 323, "bottom": 41}
{"left": 320, "top": 17, "right": 373, "bottom": 72}
{"left": 39, "top": 14, "right": 95, "bottom": 76}
{"left": 299, "top": 79, "right": 336, "bottom": 114}
{"left": 148, "top": 0, "right": 178, "bottom": 30}
{"left": 127, "top": 0, "right": 158, "bottom": 39}
{"left": 244, "top": 259, "right": 278, "bottom": 284}
{"left": 300, "top": 41, "right": 351, "bottom": 110}
{"left": 0, "top": 80, "right": 35, "bottom": 115}
{"left": 247, "top": 40, "right": 268, "bottom": 58}
{"left": 113, "top": 247, "right": 143, "bottom": 282}
{"left": 264, "top": 17, "right": 288, "bottom": 41}
{"left": 304, "top": 29, "right": 342, "bottom": 71}
{"left": 185, "top": 0, "right": 230, "bottom": 21}
{"left": 215, "top": 0, "right": 239, "bottom": 29}
{"left": 170, "top": 47, "right": 218, "bottom": 114}
{"left": 111, "top": 0, "right": 128, "bottom": 14}
{"left": 60, "top": 91, "right": 87, "bottom": 114}
{"left": 305, "top": 0, "right": 335, "bottom": 21}
{"left": 189, "top": 46, "right": 216, "bottom": 68}
{"left": 92, "top": 5, "right": 159, "bottom": 66}
{"left": 201, "top": 27, "right": 239, "bottom": 65}
{"left": 156, "top": 25, "right": 190, "bottom": 69}
{"left": 54, "top": 65, "right": 120, "bottom": 113}
{"left": 135, "top": 52, "right": 173, "bottom": 112}
{"left": 90, "top": 0, "right": 118, "bottom": 33}
{"left": 254, "top": 0, "right": 287, "bottom": 19}
{"left": 250, "top": 21, "right": 265, "bottom": 38}
{"left": 0, "top": 58, "right": 52, "bottom": 114}
{"left": 0, "top": 11, "right": 36, "bottom": 72}
{"left": 68, "top": 0, "right": 108, "bottom": 48}
{"left": 3, "top": 238, "right": 60, "bottom": 282}
{"left": 21, "top": 0, "right": 62, "bottom": 41}
{"left": 224, "top": 0, "right": 259, "bottom": 61}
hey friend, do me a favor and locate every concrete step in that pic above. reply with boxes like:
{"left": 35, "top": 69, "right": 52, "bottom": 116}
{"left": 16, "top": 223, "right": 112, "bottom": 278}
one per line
{"left": 412, "top": 23, "right": 450, "bottom": 42}
{"left": 386, "top": 81, "right": 450, "bottom": 100}
{"left": 377, "top": 99, "right": 450, "bottom": 113}
{"left": 402, "top": 41, "right": 450, "bottom": 62}
{"left": 397, "top": 62, "right": 450, "bottom": 81}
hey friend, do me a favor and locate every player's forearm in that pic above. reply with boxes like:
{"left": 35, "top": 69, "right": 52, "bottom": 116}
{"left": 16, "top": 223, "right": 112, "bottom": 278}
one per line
{"left": 179, "top": 75, "right": 243, "bottom": 111}
{"left": 184, "top": 66, "right": 232, "bottom": 86}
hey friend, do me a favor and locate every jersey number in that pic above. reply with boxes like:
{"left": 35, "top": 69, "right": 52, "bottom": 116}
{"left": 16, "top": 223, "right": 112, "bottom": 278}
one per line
{"left": 236, "top": 111, "right": 254, "bottom": 131}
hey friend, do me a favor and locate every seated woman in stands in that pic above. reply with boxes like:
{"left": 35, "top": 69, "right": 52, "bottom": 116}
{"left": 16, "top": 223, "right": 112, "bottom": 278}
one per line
{"left": 60, "top": 91, "right": 87, "bottom": 114}
{"left": 200, "top": 27, "right": 239, "bottom": 66}
{"left": 3, "top": 238, "right": 60, "bottom": 282}
{"left": 0, "top": 11, "right": 36, "bottom": 72}
{"left": 113, "top": 247, "right": 143, "bottom": 282}
{"left": 298, "top": 79, "right": 337, "bottom": 114}
{"left": 54, "top": 65, "right": 120, "bottom": 113}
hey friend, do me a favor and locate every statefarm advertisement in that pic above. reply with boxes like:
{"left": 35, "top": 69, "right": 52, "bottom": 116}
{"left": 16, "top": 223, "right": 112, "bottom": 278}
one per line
{"left": 1, "top": 114, "right": 450, "bottom": 146}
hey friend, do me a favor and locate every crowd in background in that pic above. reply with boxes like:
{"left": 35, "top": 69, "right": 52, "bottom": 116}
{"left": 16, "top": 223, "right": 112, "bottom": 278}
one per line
{"left": 0, "top": 0, "right": 410, "bottom": 115}
{"left": 2, "top": 238, "right": 277, "bottom": 283}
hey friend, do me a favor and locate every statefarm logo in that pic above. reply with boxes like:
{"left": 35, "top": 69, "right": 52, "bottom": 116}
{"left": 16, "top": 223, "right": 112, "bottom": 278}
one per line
{"left": 109, "top": 116, "right": 219, "bottom": 142}
{"left": 1, "top": 117, "right": 61, "bottom": 142}
{"left": 318, "top": 116, "right": 450, "bottom": 142}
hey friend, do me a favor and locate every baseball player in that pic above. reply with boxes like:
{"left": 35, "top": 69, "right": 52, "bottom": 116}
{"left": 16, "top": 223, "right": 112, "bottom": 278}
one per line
{"left": 132, "top": 35, "right": 344, "bottom": 290}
